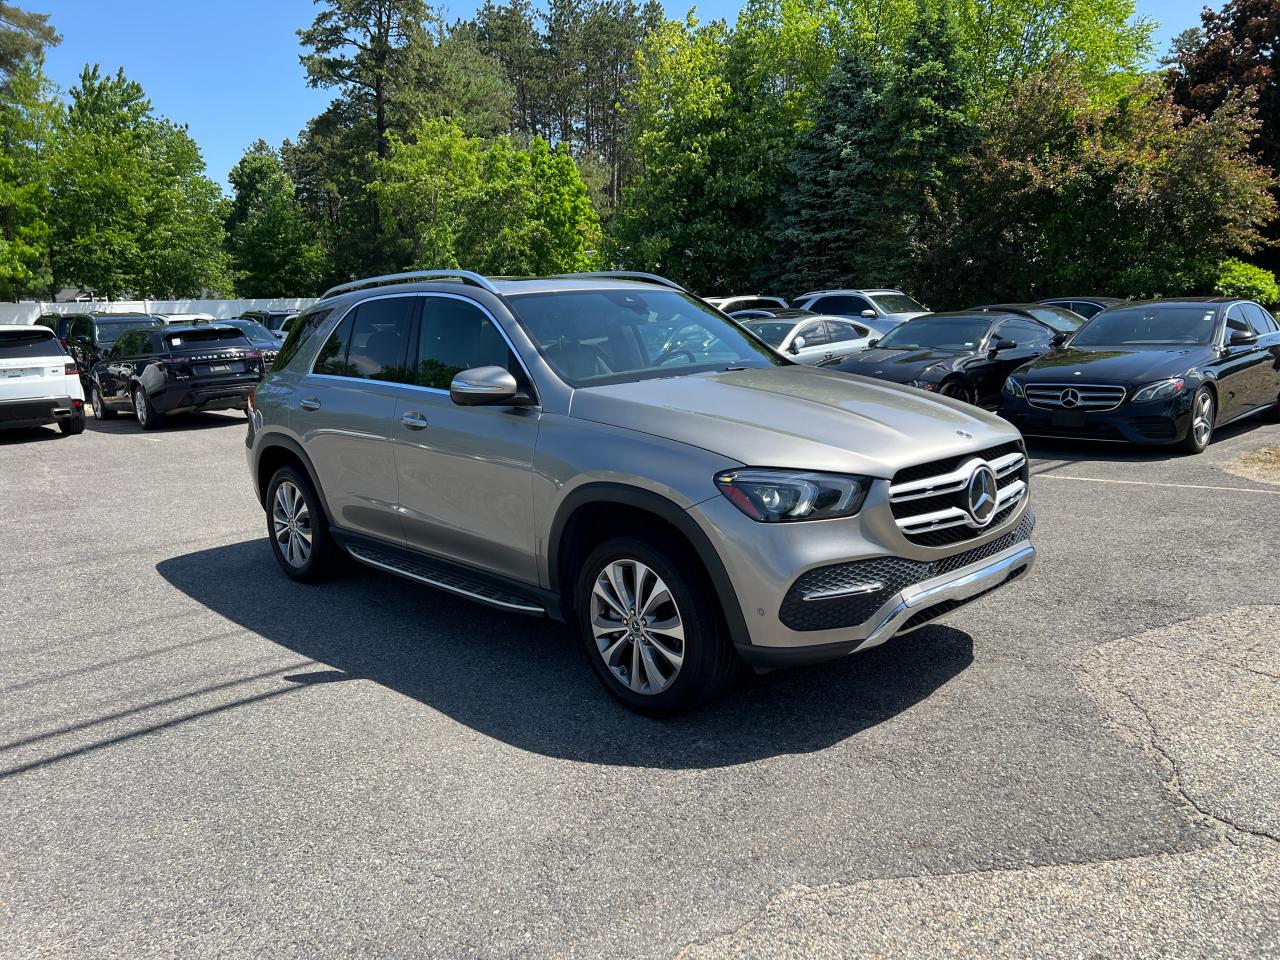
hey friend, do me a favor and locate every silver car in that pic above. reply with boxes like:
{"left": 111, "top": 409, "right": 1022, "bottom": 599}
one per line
{"left": 738, "top": 313, "right": 877, "bottom": 364}
{"left": 791, "top": 288, "right": 930, "bottom": 334}
{"left": 247, "top": 271, "right": 1035, "bottom": 714}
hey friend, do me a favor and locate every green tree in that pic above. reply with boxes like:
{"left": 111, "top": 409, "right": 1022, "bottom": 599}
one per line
{"left": 227, "top": 141, "right": 328, "bottom": 297}
{"left": 0, "top": 60, "right": 54, "bottom": 299}
{"left": 932, "top": 65, "right": 1275, "bottom": 303}
{"left": 48, "top": 66, "right": 229, "bottom": 298}
{"left": 0, "top": 2, "right": 59, "bottom": 84}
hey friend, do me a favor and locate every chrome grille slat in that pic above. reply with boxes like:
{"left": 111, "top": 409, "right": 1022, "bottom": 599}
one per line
{"left": 889, "top": 441, "right": 1028, "bottom": 547}
{"left": 1025, "top": 382, "right": 1127, "bottom": 412}
{"left": 890, "top": 452, "right": 1025, "bottom": 503}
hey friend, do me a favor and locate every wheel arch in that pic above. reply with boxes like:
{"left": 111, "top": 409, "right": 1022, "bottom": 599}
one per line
{"left": 254, "top": 434, "right": 334, "bottom": 525}
{"left": 547, "top": 483, "right": 749, "bottom": 643}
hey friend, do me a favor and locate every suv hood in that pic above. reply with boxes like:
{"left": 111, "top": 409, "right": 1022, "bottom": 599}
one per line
{"left": 570, "top": 366, "right": 1018, "bottom": 478}
{"left": 1022, "top": 345, "right": 1210, "bottom": 384}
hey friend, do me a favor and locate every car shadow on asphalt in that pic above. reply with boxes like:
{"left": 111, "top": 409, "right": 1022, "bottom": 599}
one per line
{"left": 84, "top": 411, "right": 248, "bottom": 434}
{"left": 0, "top": 425, "right": 67, "bottom": 445}
{"left": 156, "top": 539, "right": 973, "bottom": 769}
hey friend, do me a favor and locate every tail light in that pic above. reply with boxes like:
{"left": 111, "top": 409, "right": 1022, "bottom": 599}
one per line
{"left": 247, "top": 386, "right": 256, "bottom": 413}
{"left": 64, "top": 363, "right": 77, "bottom": 376}
{"left": 59, "top": 338, "right": 67, "bottom": 348}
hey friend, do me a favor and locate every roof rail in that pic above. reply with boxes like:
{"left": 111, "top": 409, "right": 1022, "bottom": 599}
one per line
{"left": 319, "top": 270, "right": 501, "bottom": 301}
{"left": 546, "top": 271, "right": 686, "bottom": 292}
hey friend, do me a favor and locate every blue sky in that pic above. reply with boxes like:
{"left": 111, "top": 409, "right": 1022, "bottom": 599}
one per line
{"left": 39, "top": 0, "right": 1207, "bottom": 191}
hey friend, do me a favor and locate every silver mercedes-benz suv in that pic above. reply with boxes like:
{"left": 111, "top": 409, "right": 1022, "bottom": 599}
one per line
{"left": 246, "top": 271, "right": 1035, "bottom": 714}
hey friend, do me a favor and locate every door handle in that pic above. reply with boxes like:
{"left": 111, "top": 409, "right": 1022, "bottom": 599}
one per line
{"left": 401, "top": 411, "right": 428, "bottom": 430}
{"left": 299, "top": 396, "right": 321, "bottom": 411}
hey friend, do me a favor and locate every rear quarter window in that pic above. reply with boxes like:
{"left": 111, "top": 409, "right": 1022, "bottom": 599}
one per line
{"left": 275, "top": 309, "right": 333, "bottom": 371}
{"left": 0, "top": 329, "right": 62, "bottom": 358}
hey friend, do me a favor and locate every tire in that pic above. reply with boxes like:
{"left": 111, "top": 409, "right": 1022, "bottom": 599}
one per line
{"left": 266, "top": 465, "right": 341, "bottom": 582}
{"left": 1180, "top": 386, "right": 1215, "bottom": 454}
{"left": 92, "top": 384, "right": 117, "bottom": 420}
{"left": 58, "top": 413, "right": 85, "bottom": 435}
{"left": 575, "top": 536, "right": 740, "bottom": 716}
{"left": 132, "top": 385, "right": 164, "bottom": 430}
{"left": 938, "top": 378, "right": 972, "bottom": 404}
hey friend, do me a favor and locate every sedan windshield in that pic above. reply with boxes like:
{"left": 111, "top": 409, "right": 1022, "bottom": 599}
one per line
{"left": 1071, "top": 306, "right": 1217, "bottom": 347}
{"left": 872, "top": 294, "right": 925, "bottom": 314}
{"left": 1021, "top": 306, "right": 1083, "bottom": 333}
{"left": 877, "top": 317, "right": 990, "bottom": 351}
{"left": 507, "top": 288, "right": 783, "bottom": 386}
{"left": 742, "top": 321, "right": 795, "bottom": 347}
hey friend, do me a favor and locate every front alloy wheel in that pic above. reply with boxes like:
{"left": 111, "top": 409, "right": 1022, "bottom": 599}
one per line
{"left": 590, "top": 559, "right": 685, "bottom": 695}
{"left": 1181, "top": 387, "right": 1215, "bottom": 454}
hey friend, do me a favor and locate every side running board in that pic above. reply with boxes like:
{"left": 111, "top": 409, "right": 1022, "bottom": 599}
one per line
{"left": 346, "top": 544, "right": 546, "bottom": 616}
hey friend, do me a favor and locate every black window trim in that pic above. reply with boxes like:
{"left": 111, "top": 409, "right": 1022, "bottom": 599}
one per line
{"left": 306, "top": 291, "right": 539, "bottom": 405}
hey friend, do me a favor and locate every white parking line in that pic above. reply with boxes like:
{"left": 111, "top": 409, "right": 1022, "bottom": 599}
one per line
{"left": 1034, "top": 474, "right": 1280, "bottom": 495}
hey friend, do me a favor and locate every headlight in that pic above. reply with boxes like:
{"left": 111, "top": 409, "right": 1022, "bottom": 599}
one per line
{"left": 1131, "top": 378, "right": 1184, "bottom": 403}
{"left": 714, "top": 469, "right": 870, "bottom": 522}
{"left": 910, "top": 379, "right": 936, "bottom": 391}
{"left": 1003, "top": 378, "right": 1024, "bottom": 398}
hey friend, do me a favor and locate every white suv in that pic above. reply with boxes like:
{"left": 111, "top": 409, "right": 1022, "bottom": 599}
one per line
{"left": 0, "top": 324, "right": 86, "bottom": 435}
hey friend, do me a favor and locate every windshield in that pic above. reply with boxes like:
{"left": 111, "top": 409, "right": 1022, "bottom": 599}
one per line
{"left": 1017, "top": 306, "right": 1083, "bottom": 333}
{"left": 877, "top": 317, "right": 991, "bottom": 351}
{"left": 506, "top": 288, "right": 783, "bottom": 386}
{"left": 1072, "top": 306, "right": 1217, "bottom": 347}
{"left": 227, "top": 319, "right": 276, "bottom": 341}
{"left": 872, "top": 294, "right": 925, "bottom": 314}
{"left": 164, "top": 328, "right": 251, "bottom": 351}
{"left": 94, "top": 318, "right": 157, "bottom": 343}
{"left": 742, "top": 321, "right": 795, "bottom": 347}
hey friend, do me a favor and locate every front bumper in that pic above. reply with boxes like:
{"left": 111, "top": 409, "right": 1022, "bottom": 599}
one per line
{"left": 688, "top": 488, "right": 1036, "bottom": 668}
{"left": 0, "top": 396, "right": 84, "bottom": 429}
{"left": 999, "top": 393, "right": 1190, "bottom": 445}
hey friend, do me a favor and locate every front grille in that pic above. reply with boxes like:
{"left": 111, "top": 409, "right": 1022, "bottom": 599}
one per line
{"left": 1025, "top": 382, "right": 1126, "bottom": 411}
{"left": 889, "top": 440, "right": 1028, "bottom": 546}
{"left": 780, "top": 511, "right": 1035, "bottom": 631}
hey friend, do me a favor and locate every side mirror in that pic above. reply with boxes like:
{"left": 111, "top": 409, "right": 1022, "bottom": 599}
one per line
{"left": 1051, "top": 332, "right": 1068, "bottom": 347}
{"left": 860, "top": 309, "right": 877, "bottom": 319}
{"left": 868, "top": 338, "right": 880, "bottom": 348}
{"left": 991, "top": 339, "right": 1018, "bottom": 353}
{"left": 450, "top": 366, "right": 523, "bottom": 406}
{"left": 788, "top": 336, "right": 806, "bottom": 355}
{"left": 1229, "top": 328, "right": 1258, "bottom": 347}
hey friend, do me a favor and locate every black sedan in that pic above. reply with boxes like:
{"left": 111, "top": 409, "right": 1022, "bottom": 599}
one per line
{"left": 999, "top": 298, "right": 1280, "bottom": 454}
{"left": 973, "top": 303, "right": 1087, "bottom": 334}
{"left": 823, "top": 310, "right": 1058, "bottom": 405}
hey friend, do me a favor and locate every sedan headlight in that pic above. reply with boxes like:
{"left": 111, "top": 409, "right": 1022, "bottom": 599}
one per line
{"left": 1131, "top": 378, "right": 1184, "bottom": 403}
{"left": 715, "top": 469, "right": 870, "bottom": 522}
{"left": 1003, "top": 378, "right": 1025, "bottom": 398}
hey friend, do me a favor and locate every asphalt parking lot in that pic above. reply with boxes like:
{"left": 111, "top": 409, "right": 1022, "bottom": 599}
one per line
{"left": 2, "top": 411, "right": 1279, "bottom": 959}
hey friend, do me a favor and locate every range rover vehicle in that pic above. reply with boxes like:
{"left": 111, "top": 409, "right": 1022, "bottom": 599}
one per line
{"left": 91, "top": 324, "right": 266, "bottom": 429}
{"left": 247, "top": 271, "right": 1036, "bottom": 714}
{"left": 0, "top": 324, "right": 85, "bottom": 435}
{"left": 1000, "top": 298, "right": 1280, "bottom": 453}
{"left": 825, "top": 310, "right": 1058, "bottom": 406}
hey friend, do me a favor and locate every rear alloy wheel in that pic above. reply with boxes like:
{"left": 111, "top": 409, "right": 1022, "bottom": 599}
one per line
{"left": 1180, "top": 387, "right": 1215, "bottom": 454}
{"left": 133, "top": 385, "right": 163, "bottom": 430}
{"left": 92, "top": 384, "right": 117, "bottom": 420}
{"left": 266, "top": 466, "right": 340, "bottom": 582}
{"left": 938, "top": 379, "right": 972, "bottom": 404}
{"left": 576, "top": 537, "right": 739, "bottom": 715}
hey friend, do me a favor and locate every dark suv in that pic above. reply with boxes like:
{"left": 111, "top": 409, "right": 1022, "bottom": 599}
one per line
{"left": 246, "top": 271, "right": 1036, "bottom": 714}
{"left": 90, "top": 324, "right": 266, "bottom": 429}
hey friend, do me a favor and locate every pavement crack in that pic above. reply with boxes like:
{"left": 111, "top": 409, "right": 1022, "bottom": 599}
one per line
{"left": 1116, "top": 686, "right": 1280, "bottom": 847}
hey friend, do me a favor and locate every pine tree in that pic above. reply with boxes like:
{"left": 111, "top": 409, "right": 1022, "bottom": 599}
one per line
{"left": 767, "top": 53, "right": 891, "bottom": 295}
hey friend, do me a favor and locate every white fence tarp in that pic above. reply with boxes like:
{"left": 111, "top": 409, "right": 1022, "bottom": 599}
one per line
{"left": 0, "top": 299, "right": 319, "bottom": 325}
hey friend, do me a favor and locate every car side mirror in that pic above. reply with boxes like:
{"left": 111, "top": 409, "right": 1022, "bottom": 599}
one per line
{"left": 867, "top": 338, "right": 880, "bottom": 348}
{"left": 450, "top": 366, "right": 524, "bottom": 406}
{"left": 860, "top": 309, "right": 876, "bottom": 319}
{"left": 1229, "top": 328, "right": 1258, "bottom": 347}
{"left": 991, "top": 339, "right": 1018, "bottom": 353}
{"left": 1051, "top": 333, "right": 1068, "bottom": 347}
{"left": 788, "top": 337, "right": 805, "bottom": 355}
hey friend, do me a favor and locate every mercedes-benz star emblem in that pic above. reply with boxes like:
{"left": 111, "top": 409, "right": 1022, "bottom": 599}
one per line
{"left": 965, "top": 463, "right": 999, "bottom": 527}
{"left": 956, "top": 429, "right": 972, "bottom": 439}
{"left": 1060, "top": 388, "right": 1082, "bottom": 408}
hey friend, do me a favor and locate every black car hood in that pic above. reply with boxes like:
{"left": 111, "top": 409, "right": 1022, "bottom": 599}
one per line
{"left": 831, "top": 347, "right": 966, "bottom": 383}
{"left": 1021, "top": 345, "right": 1210, "bottom": 384}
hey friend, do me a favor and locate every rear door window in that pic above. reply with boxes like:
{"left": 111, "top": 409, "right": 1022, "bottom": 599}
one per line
{"left": 0, "top": 329, "right": 61, "bottom": 358}
{"left": 346, "top": 296, "right": 416, "bottom": 381}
